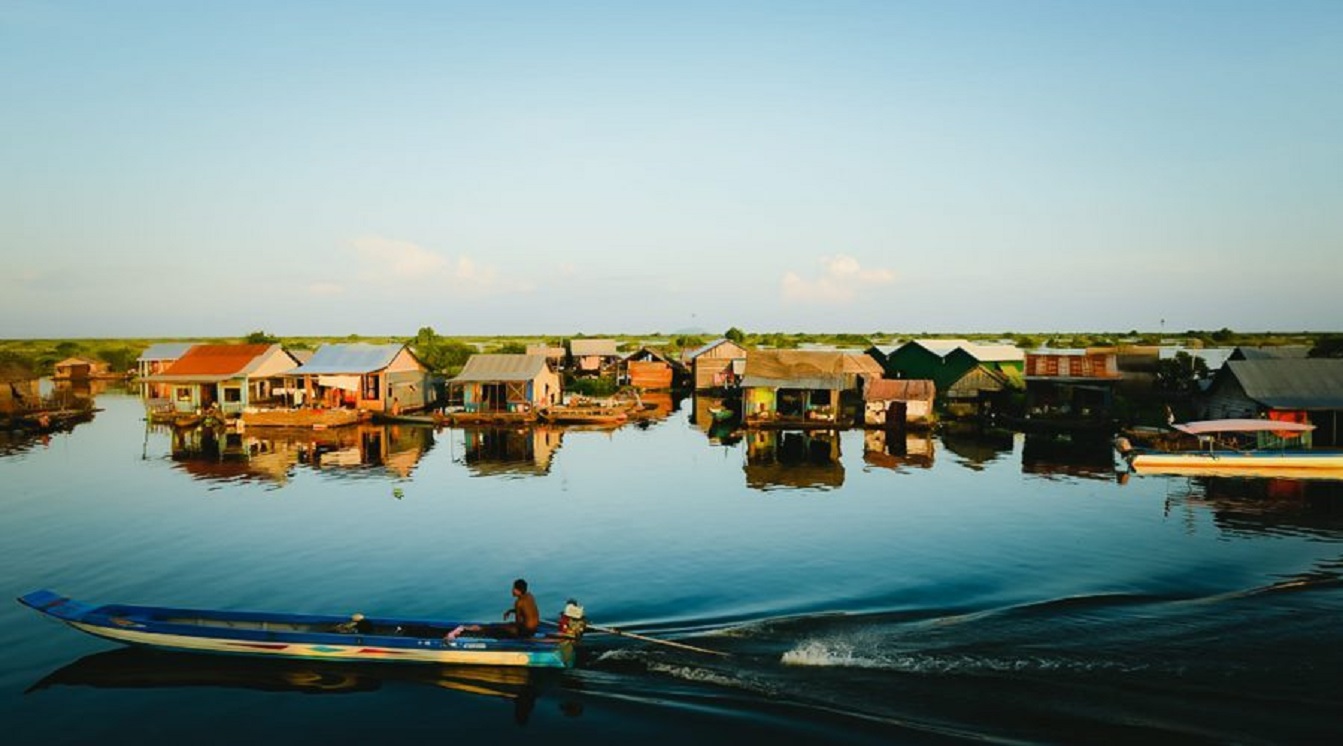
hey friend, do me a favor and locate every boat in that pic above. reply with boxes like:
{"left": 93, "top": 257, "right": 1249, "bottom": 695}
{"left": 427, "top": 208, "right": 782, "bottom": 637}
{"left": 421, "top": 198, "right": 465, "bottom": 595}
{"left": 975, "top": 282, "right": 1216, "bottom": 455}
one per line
{"left": 536, "top": 405, "right": 628, "bottom": 426}
{"left": 17, "top": 589, "right": 588, "bottom": 669}
{"left": 1116, "top": 419, "right": 1343, "bottom": 477}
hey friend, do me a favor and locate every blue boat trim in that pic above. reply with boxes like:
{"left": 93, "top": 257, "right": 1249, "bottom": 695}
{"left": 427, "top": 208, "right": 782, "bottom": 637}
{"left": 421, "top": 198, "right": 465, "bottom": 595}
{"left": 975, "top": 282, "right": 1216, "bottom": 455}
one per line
{"left": 17, "top": 589, "right": 580, "bottom": 669}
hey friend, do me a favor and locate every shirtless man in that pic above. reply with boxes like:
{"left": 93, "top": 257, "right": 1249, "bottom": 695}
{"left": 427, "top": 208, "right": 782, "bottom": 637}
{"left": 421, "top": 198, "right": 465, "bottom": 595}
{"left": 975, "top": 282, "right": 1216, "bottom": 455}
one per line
{"left": 446, "top": 578, "right": 540, "bottom": 640}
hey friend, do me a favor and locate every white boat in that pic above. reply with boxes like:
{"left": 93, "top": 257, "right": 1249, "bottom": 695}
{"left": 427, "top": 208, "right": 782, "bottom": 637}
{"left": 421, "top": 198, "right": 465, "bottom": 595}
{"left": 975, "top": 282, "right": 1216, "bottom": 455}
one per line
{"left": 1117, "top": 419, "right": 1343, "bottom": 478}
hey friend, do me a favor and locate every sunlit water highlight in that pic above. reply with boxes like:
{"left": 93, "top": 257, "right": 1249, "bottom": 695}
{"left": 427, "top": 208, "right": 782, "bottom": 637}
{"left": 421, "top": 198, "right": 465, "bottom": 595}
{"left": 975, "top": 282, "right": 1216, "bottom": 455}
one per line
{"left": 3, "top": 387, "right": 1342, "bottom": 744}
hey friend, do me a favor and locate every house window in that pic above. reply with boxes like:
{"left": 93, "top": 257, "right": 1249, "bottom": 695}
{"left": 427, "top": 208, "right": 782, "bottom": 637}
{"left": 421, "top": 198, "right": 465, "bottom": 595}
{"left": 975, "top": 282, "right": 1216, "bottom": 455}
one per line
{"left": 175, "top": 387, "right": 192, "bottom": 402}
{"left": 363, "top": 374, "right": 381, "bottom": 400}
{"left": 222, "top": 387, "right": 242, "bottom": 403}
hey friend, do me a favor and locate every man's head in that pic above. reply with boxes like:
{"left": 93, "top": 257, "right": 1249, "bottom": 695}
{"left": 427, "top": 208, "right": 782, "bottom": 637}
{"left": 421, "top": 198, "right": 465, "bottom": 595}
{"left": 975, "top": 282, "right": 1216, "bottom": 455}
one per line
{"left": 513, "top": 578, "right": 528, "bottom": 595}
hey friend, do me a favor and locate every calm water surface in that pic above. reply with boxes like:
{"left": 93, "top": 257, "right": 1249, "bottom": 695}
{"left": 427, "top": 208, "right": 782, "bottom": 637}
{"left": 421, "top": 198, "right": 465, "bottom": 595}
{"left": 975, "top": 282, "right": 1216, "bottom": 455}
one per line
{"left": 3, "top": 387, "right": 1342, "bottom": 744}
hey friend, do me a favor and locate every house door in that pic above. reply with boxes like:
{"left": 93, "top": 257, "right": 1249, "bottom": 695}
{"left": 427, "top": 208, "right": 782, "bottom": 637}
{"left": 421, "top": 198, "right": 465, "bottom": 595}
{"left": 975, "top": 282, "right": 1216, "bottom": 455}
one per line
{"left": 886, "top": 402, "right": 907, "bottom": 431}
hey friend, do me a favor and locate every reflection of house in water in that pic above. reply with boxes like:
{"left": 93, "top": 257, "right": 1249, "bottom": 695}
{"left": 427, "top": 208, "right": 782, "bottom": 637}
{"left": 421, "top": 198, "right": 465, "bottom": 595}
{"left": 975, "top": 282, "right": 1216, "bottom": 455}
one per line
{"left": 862, "top": 430, "right": 934, "bottom": 470}
{"left": 168, "top": 423, "right": 433, "bottom": 483}
{"left": 692, "top": 395, "right": 741, "bottom": 446}
{"left": 939, "top": 425, "right": 1015, "bottom": 471}
{"left": 744, "top": 429, "right": 844, "bottom": 490}
{"left": 461, "top": 426, "right": 563, "bottom": 478}
{"left": 1020, "top": 434, "right": 1118, "bottom": 481}
{"left": 1162, "top": 477, "right": 1343, "bottom": 539}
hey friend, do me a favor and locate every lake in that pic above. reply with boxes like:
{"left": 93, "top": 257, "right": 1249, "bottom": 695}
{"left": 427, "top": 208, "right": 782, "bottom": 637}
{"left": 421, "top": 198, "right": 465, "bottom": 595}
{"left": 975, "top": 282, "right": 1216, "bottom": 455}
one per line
{"left": 3, "top": 385, "right": 1341, "bottom": 744}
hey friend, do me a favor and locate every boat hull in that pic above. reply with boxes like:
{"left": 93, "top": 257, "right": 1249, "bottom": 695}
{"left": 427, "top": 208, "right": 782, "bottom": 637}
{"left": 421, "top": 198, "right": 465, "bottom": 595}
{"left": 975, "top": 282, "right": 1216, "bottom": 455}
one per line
{"left": 18, "top": 590, "right": 576, "bottom": 669}
{"left": 1128, "top": 451, "right": 1343, "bottom": 479}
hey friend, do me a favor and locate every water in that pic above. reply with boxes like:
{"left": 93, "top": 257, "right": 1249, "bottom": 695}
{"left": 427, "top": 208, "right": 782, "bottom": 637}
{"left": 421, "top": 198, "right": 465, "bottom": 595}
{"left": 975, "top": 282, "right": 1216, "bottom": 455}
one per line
{"left": 3, "top": 387, "right": 1342, "bottom": 744}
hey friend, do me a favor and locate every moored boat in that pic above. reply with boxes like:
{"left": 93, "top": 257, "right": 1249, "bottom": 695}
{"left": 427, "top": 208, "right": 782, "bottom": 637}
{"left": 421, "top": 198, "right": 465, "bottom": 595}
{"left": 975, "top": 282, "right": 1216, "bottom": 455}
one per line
{"left": 1116, "top": 419, "right": 1343, "bottom": 478}
{"left": 18, "top": 589, "right": 587, "bottom": 669}
{"left": 536, "top": 405, "right": 628, "bottom": 426}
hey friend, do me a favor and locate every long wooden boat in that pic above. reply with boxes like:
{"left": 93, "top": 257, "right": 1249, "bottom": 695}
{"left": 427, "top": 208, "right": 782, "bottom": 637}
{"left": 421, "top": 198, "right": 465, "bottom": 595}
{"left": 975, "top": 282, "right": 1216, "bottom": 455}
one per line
{"left": 1117, "top": 419, "right": 1343, "bottom": 478}
{"left": 18, "top": 589, "right": 585, "bottom": 669}
{"left": 536, "top": 406, "right": 628, "bottom": 426}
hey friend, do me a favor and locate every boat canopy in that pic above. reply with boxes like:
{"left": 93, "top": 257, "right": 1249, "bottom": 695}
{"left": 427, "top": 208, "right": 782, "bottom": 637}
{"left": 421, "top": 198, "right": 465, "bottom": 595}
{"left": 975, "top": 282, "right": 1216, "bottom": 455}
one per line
{"left": 1173, "top": 419, "right": 1315, "bottom": 436}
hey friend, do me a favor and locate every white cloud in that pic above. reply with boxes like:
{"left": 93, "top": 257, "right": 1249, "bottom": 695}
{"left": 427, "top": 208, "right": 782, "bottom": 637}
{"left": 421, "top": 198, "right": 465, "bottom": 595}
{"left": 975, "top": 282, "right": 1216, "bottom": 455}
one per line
{"left": 347, "top": 235, "right": 531, "bottom": 295}
{"left": 307, "top": 282, "right": 345, "bottom": 297}
{"left": 781, "top": 255, "right": 895, "bottom": 304}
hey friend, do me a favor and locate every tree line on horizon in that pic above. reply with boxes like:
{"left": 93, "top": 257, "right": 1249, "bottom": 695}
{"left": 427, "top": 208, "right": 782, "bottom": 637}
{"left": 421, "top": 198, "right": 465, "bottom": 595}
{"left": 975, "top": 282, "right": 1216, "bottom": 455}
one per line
{"left": 2, "top": 327, "right": 1340, "bottom": 380}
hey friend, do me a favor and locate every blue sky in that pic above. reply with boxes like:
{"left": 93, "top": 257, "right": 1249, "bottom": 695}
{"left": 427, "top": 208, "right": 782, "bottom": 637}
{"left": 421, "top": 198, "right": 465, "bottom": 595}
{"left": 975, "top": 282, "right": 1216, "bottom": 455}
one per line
{"left": 2, "top": 0, "right": 1340, "bottom": 338}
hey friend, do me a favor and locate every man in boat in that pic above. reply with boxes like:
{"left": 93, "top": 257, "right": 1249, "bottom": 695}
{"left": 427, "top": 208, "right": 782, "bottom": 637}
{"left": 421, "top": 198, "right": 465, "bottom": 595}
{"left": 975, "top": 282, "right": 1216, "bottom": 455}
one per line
{"left": 446, "top": 578, "right": 540, "bottom": 640}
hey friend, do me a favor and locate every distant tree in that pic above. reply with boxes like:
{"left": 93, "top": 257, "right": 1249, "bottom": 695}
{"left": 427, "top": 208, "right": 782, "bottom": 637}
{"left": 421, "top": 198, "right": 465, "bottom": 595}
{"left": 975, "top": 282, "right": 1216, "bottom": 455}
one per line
{"left": 724, "top": 327, "right": 745, "bottom": 343}
{"left": 492, "top": 341, "right": 527, "bottom": 354}
{"left": 54, "top": 341, "right": 81, "bottom": 357}
{"left": 0, "top": 350, "right": 37, "bottom": 380}
{"left": 1014, "top": 335, "right": 1041, "bottom": 350}
{"left": 1210, "top": 327, "right": 1235, "bottom": 343}
{"left": 98, "top": 345, "right": 138, "bottom": 372}
{"left": 1154, "top": 351, "right": 1210, "bottom": 393}
{"left": 1309, "top": 335, "right": 1343, "bottom": 358}
{"left": 245, "top": 330, "right": 280, "bottom": 344}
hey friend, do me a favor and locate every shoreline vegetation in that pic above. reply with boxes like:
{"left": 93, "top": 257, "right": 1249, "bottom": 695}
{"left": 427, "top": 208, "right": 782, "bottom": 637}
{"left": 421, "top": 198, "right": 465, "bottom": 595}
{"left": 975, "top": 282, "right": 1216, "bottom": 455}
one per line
{"left": 2, "top": 327, "right": 1337, "bottom": 380}
{"left": 5, "top": 328, "right": 1341, "bottom": 433}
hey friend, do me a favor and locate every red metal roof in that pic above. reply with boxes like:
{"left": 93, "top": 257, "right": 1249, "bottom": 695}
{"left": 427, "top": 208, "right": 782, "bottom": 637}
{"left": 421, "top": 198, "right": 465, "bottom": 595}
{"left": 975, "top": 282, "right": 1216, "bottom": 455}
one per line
{"left": 161, "top": 344, "right": 275, "bottom": 376}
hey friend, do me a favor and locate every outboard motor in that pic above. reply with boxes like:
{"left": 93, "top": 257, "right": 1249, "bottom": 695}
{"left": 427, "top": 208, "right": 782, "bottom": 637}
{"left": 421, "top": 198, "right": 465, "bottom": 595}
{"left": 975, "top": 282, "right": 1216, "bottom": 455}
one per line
{"left": 557, "top": 599, "right": 587, "bottom": 640}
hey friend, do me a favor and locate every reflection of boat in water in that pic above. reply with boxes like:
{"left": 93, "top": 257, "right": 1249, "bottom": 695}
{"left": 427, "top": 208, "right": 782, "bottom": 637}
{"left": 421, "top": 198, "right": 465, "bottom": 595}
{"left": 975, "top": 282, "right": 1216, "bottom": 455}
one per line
{"left": 1118, "top": 419, "right": 1343, "bottom": 479}
{"left": 20, "top": 589, "right": 587, "bottom": 669}
{"left": 28, "top": 647, "right": 550, "bottom": 700}
{"left": 27, "top": 648, "right": 563, "bottom": 722}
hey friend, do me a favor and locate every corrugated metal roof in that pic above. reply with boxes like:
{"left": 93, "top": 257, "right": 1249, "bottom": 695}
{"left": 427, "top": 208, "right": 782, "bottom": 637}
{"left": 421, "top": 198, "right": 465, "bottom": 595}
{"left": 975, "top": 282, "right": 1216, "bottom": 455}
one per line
{"left": 687, "top": 338, "right": 740, "bottom": 360}
{"left": 289, "top": 343, "right": 405, "bottom": 374}
{"left": 569, "top": 339, "right": 619, "bottom": 357}
{"left": 908, "top": 339, "right": 971, "bottom": 357}
{"left": 741, "top": 374, "right": 848, "bottom": 390}
{"left": 963, "top": 343, "right": 1024, "bottom": 362}
{"left": 1233, "top": 346, "right": 1311, "bottom": 361}
{"left": 864, "top": 378, "right": 935, "bottom": 402}
{"left": 1226, "top": 359, "right": 1343, "bottom": 409}
{"left": 137, "top": 342, "right": 197, "bottom": 361}
{"left": 744, "top": 350, "right": 882, "bottom": 385}
{"left": 159, "top": 344, "right": 276, "bottom": 377}
{"left": 451, "top": 354, "right": 550, "bottom": 382}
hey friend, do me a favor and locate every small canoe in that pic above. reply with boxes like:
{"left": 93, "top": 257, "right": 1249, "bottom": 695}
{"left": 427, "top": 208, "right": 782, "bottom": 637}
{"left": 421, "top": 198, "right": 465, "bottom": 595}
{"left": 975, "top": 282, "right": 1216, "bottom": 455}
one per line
{"left": 18, "top": 589, "right": 584, "bottom": 669}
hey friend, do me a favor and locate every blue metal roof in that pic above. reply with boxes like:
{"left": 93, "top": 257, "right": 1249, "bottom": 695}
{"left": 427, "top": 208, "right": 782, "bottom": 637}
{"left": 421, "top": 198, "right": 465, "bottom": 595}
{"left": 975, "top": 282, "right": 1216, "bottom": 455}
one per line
{"left": 289, "top": 343, "right": 406, "bottom": 374}
{"left": 136, "top": 342, "right": 197, "bottom": 361}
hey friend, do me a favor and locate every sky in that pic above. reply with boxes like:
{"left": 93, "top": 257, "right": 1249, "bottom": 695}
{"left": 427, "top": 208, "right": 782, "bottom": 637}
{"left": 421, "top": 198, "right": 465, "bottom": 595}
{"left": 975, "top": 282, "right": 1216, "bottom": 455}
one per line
{"left": 2, "top": 0, "right": 1341, "bottom": 339}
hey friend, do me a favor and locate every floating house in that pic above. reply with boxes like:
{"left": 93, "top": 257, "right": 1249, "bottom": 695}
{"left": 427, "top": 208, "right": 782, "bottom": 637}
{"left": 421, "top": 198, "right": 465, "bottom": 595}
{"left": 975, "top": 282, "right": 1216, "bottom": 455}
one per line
{"left": 741, "top": 349, "right": 883, "bottom": 429}
{"left": 1021, "top": 348, "right": 1123, "bottom": 433}
{"left": 685, "top": 338, "right": 747, "bottom": 391}
{"left": 863, "top": 378, "right": 936, "bottom": 428}
{"left": 447, "top": 354, "right": 562, "bottom": 422}
{"left": 146, "top": 344, "right": 300, "bottom": 416}
{"left": 1198, "top": 359, "right": 1343, "bottom": 446}
{"left": 525, "top": 344, "right": 567, "bottom": 367}
{"left": 878, "top": 340, "right": 1022, "bottom": 417}
{"left": 285, "top": 343, "right": 433, "bottom": 414}
{"left": 136, "top": 342, "right": 197, "bottom": 399}
{"left": 568, "top": 339, "right": 621, "bottom": 377}
{"left": 52, "top": 357, "right": 113, "bottom": 381}
{"left": 621, "top": 347, "right": 688, "bottom": 391}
